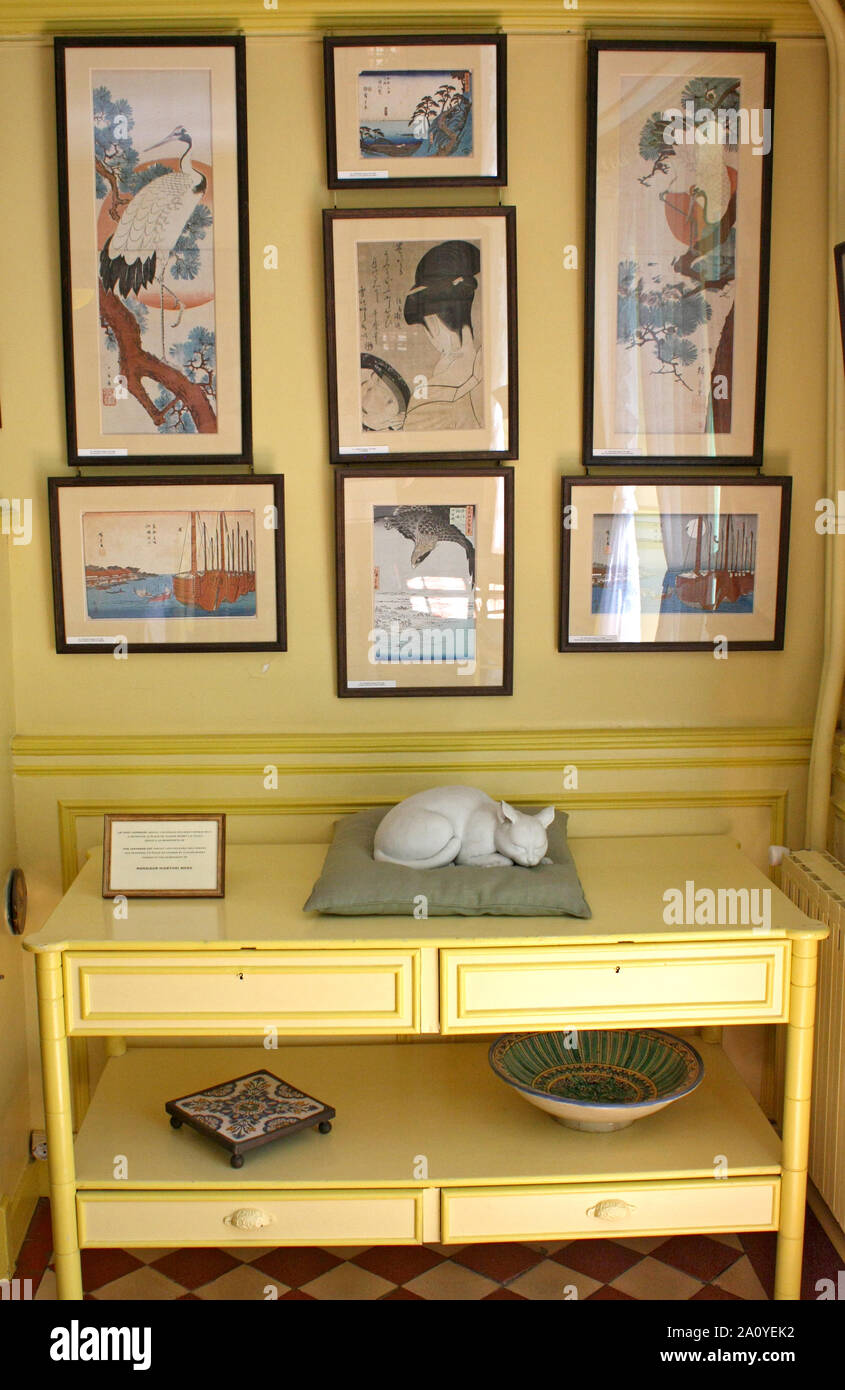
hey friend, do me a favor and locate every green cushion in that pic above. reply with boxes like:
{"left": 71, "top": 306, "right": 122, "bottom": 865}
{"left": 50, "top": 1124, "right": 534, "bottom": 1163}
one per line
{"left": 303, "top": 806, "right": 591, "bottom": 918}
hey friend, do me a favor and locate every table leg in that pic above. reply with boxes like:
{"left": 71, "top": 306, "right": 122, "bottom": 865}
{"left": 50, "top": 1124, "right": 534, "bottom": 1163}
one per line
{"left": 774, "top": 937, "right": 819, "bottom": 1301}
{"left": 36, "top": 952, "right": 82, "bottom": 1301}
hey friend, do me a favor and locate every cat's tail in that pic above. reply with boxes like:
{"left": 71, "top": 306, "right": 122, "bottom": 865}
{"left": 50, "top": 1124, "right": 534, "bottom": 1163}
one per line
{"left": 373, "top": 838, "right": 461, "bottom": 870}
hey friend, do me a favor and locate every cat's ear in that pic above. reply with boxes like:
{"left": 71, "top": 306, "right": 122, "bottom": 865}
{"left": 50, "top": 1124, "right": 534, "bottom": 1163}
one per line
{"left": 535, "top": 806, "right": 555, "bottom": 829}
{"left": 498, "top": 800, "right": 518, "bottom": 824}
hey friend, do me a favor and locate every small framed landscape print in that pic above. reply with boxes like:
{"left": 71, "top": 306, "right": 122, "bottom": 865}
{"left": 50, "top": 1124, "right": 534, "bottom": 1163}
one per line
{"left": 324, "top": 35, "right": 506, "bottom": 188}
{"left": 55, "top": 37, "right": 252, "bottom": 465}
{"left": 324, "top": 207, "right": 517, "bottom": 463}
{"left": 560, "top": 475, "right": 790, "bottom": 652}
{"left": 103, "top": 814, "right": 225, "bottom": 897}
{"left": 335, "top": 467, "right": 513, "bottom": 697}
{"left": 584, "top": 41, "right": 775, "bottom": 468}
{"left": 49, "top": 474, "right": 286, "bottom": 654}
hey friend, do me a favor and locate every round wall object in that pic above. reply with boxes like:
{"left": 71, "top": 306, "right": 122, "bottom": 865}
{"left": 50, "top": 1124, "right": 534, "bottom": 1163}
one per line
{"left": 5, "top": 868, "right": 27, "bottom": 936}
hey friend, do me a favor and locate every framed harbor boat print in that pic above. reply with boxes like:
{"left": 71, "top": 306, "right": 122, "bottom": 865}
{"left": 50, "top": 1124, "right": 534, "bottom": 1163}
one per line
{"left": 335, "top": 467, "right": 513, "bottom": 696}
{"left": 324, "top": 34, "right": 507, "bottom": 189}
{"left": 54, "top": 37, "right": 252, "bottom": 465}
{"left": 560, "top": 475, "right": 790, "bottom": 652}
{"left": 324, "top": 207, "right": 517, "bottom": 462}
{"left": 584, "top": 41, "right": 775, "bottom": 468}
{"left": 49, "top": 475, "right": 285, "bottom": 654}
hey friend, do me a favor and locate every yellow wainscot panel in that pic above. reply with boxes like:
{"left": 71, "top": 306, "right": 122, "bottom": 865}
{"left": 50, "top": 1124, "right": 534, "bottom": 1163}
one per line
{"left": 65, "top": 950, "right": 420, "bottom": 1034}
{"left": 440, "top": 942, "right": 789, "bottom": 1032}
{"left": 441, "top": 1177, "right": 780, "bottom": 1244}
{"left": 78, "top": 1188, "right": 423, "bottom": 1247}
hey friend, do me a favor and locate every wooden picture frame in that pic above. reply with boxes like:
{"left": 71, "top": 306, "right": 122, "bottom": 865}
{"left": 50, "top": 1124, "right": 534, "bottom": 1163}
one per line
{"left": 336, "top": 466, "right": 514, "bottom": 697}
{"left": 102, "top": 813, "right": 225, "bottom": 897}
{"left": 559, "top": 475, "right": 790, "bottom": 652}
{"left": 835, "top": 241, "right": 845, "bottom": 377}
{"left": 54, "top": 37, "right": 252, "bottom": 466}
{"left": 324, "top": 34, "right": 507, "bottom": 189}
{"left": 324, "top": 206, "right": 518, "bottom": 463}
{"left": 584, "top": 41, "right": 775, "bottom": 469}
{"left": 49, "top": 474, "right": 286, "bottom": 654}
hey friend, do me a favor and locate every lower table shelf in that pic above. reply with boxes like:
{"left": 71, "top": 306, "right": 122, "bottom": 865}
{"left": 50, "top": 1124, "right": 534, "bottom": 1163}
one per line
{"left": 72, "top": 1037, "right": 781, "bottom": 1248}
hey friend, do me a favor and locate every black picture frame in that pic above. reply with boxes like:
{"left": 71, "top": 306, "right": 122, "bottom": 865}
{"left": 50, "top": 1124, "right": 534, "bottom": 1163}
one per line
{"left": 583, "top": 41, "right": 775, "bottom": 470}
{"left": 324, "top": 34, "right": 507, "bottom": 189}
{"left": 335, "top": 466, "right": 514, "bottom": 697}
{"left": 49, "top": 474, "right": 286, "bottom": 654}
{"left": 324, "top": 206, "right": 518, "bottom": 463}
{"left": 54, "top": 36, "right": 253, "bottom": 467}
{"left": 559, "top": 474, "right": 791, "bottom": 652}
{"left": 835, "top": 241, "right": 845, "bottom": 378}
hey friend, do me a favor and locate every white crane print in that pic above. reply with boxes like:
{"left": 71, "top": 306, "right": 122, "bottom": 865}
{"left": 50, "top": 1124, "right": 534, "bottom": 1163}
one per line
{"left": 99, "top": 126, "right": 208, "bottom": 359}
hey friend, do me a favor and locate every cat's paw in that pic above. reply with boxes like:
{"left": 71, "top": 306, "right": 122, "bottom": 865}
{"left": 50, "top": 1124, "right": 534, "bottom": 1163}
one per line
{"left": 540, "top": 856, "right": 553, "bottom": 865}
{"left": 467, "top": 853, "right": 514, "bottom": 867}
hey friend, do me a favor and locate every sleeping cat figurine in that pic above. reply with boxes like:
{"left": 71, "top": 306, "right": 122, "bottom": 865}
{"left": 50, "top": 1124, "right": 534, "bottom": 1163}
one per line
{"left": 373, "top": 786, "right": 555, "bottom": 869}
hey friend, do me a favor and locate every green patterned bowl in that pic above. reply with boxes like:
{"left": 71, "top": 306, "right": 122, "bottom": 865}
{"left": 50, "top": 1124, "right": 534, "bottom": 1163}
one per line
{"left": 488, "top": 1029, "right": 704, "bottom": 1132}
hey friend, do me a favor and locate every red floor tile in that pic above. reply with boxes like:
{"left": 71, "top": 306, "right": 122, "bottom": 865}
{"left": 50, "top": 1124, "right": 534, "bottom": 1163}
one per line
{"left": 150, "top": 1248, "right": 241, "bottom": 1290}
{"left": 585, "top": 1285, "right": 637, "bottom": 1300}
{"left": 352, "top": 1244, "right": 445, "bottom": 1284}
{"left": 279, "top": 1289, "right": 317, "bottom": 1300}
{"left": 483, "top": 1286, "right": 528, "bottom": 1299}
{"left": 691, "top": 1284, "right": 744, "bottom": 1300}
{"left": 650, "top": 1234, "right": 741, "bottom": 1282}
{"left": 380, "top": 1287, "right": 425, "bottom": 1300}
{"left": 80, "top": 1248, "right": 145, "bottom": 1292}
{"left": 452, "top": 1242, "right": 542, "bottom": 1282}
{"left": 738, "top": 1231, "right": 776, "bottom": 1300}
{"left": 251, "top": 1247, "right": 342, "bottom": 1287}
{"left": 554, "top": 1238, "right": 643, "bottom": 1283}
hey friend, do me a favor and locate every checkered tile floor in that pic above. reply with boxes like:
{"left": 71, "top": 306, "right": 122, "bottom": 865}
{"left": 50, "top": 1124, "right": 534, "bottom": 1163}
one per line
{"left": 15, "top": 1198, "right": 840, "bottom": 1300}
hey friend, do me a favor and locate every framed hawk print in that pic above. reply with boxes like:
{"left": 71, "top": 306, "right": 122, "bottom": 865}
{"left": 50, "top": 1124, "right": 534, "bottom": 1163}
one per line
{"left": 584, "top": 42, "right": 775, "bottom": 468}
{"left": 335, "top": 467, "right": 513, "bottom": 696}
{"left": 324, "top": 34, "right": 507, "bottom": 189}
{"left": 54, "top": 37, "right": 252, "bottom": 465}
{"left": 324, "top": 206, "right": 518, "bottom": 463}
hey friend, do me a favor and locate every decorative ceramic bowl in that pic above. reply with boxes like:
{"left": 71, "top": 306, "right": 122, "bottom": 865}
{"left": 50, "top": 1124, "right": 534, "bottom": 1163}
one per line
{"left": 488, "top": 1029, "right": 704, "bottom": 1133}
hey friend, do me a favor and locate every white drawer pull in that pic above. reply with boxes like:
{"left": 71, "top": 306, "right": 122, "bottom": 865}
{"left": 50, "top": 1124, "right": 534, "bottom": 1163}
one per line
{"left": 223, "top": 1207, "right": 274, "bottom": 1231}
{"left": 586, "top": 1199, "right": 635, "bottom": 1222}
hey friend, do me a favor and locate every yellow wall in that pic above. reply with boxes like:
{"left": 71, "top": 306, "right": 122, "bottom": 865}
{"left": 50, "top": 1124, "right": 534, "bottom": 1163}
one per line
{"left": 0, "top": 17, "right": 831, "bottom": 1251}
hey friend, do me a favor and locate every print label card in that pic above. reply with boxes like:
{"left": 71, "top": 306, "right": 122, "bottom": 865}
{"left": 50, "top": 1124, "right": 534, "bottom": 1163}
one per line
{"left": 102, "top": 814, "right": 226, "bottom": 898}
{"left": 325, "top": 35, "right": 506, "bottom": 188}
{"left": 324, "top": 207, "right": 517, "bottom": 462}
{"left": 584, "top": 42, "right": 775, "bottom": 467}
{"left": 55, "top": 38, "right": 252, "bottom": 465}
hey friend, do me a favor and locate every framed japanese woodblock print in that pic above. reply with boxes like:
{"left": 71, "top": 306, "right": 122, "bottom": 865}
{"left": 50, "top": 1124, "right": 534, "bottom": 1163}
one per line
{"left": 324, "top": 207, "right": 517, "bottom": 462}
{"left": 336, "top": 467, "right": 513, "bottom": 696}
{"left": 55, "top": 37, "right": 252, "bottom": 465}
{"left": 584, "top": 42, "right": 775, "bottom": 468}
{"left": 49, "top": 475, "right": 285, "bottom": 654}
{"left": 560, "top": 475, "right": 790, "bottom": 651}
{"left": 324, "top": 34, "right": 507, "bottom": 189}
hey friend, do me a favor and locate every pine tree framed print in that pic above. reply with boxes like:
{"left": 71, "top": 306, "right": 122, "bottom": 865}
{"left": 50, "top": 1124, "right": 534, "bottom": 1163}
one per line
{"left": 584, "top": 42, "right": 775, "bottom": 469}
{"left": 54, "top": 38, "right": 252, "bottom": 466}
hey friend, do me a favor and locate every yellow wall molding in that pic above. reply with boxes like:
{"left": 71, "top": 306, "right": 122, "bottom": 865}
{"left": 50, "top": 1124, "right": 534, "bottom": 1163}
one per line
{"left": 57, "top": 789, "right": 789, "bottom": 890}
{"left": 0, "top": 1162, "right": 43, "bottom": 1283}
{"left": 0, "top": 1, "right": 823, "bottom": 39}
{"left": 13, "top": 726, "right": 813, "bottom": 760}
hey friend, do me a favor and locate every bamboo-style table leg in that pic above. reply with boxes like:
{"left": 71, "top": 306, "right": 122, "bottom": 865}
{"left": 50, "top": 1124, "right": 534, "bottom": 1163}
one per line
{"left": 36, "top": 952, "right": 82, "bottom": 1301}
{"left": 774, "top": 937, "right": 819, "bottom": 1301}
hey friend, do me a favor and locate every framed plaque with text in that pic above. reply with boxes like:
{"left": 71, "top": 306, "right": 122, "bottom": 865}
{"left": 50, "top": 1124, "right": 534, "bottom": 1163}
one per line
{"left": 102, "top": 814, "right": 226, "bottom": 898}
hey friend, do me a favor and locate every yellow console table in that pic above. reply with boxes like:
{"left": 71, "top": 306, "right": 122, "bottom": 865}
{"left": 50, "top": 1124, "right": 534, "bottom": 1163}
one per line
{"left": 24, "top": 834, "right": 827, "bottom": 1301}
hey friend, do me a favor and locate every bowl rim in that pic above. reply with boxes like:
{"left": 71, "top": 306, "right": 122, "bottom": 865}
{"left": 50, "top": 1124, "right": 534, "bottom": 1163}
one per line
{"left": 488, "top": 1028, "right": 705, "bottom": 1111}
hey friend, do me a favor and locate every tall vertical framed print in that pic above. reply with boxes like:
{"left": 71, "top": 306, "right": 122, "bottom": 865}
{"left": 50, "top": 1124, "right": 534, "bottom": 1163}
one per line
{"left": 336, "top": 467, "right": 513, "bottom": 696}
{"left": 324, "top": 207, "right": 517, "bottom": 462}
{"left": 560, "top": 475, "right": 790, "bottom": 652}
{"left": 324, "top": 34, "right": 507, "bottom": 189}
{"left": 55, "top": 37, "right": 252, "bottom": 466}
{"left": 584, "top": 42, "right": 775, "bottom": 469}
{"left": 49, "top": 474, "right": 285, "bottom": 654}
{"left": 835, "top": 241, "right": 845, "bottom": 376}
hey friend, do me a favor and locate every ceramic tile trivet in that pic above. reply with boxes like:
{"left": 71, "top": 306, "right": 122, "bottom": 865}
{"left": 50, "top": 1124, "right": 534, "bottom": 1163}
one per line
{"left": 165, "top": 1070, "right": 335, "bottom": 1168}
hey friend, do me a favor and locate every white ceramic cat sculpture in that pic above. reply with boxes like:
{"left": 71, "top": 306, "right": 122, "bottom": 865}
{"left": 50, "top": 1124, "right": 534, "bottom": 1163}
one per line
{"left": 373, "top": 786, "right": 555, "bottom": 869}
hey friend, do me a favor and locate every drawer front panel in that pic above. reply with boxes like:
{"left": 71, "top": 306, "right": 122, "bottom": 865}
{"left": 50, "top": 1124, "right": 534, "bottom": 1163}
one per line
{"left": 78, "top": 1189, "right": 422, "bottom": 1246}
{"left": 441, "top": 1178, "right": 779, "bottom": 1243}
{"left": 66, "top": 951, "right": 419, "bottom": 1034}
{"left": 440, "top": 943, "right": 788, "bottom": 1032}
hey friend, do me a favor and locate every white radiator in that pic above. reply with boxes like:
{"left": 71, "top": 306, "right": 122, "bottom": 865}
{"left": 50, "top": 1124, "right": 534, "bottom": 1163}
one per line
{"left": 780, "top": 850, "right": 845, "bottom": 1229}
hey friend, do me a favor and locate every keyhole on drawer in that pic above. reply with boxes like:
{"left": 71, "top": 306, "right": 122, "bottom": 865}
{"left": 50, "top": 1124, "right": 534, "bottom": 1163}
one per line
{"left": 615, "top": 966, "right": 621, "bottom": 974}
{"left": 237, "top": 972, "right": 244, "bottom": 981}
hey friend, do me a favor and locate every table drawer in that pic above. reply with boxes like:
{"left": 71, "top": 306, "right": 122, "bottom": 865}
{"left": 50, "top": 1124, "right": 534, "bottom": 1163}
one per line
{"left": 78, "top": 1188, "right": 423, "bottom": 1246}
{"left": 441, "top": 1177, "right": 780, "bottom": 1244}
{"left": 65, "top": 951, "right": 420, "bottom": 1034}
{"left": 440, "top": 942, "right": 789, "bottom": 1032}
